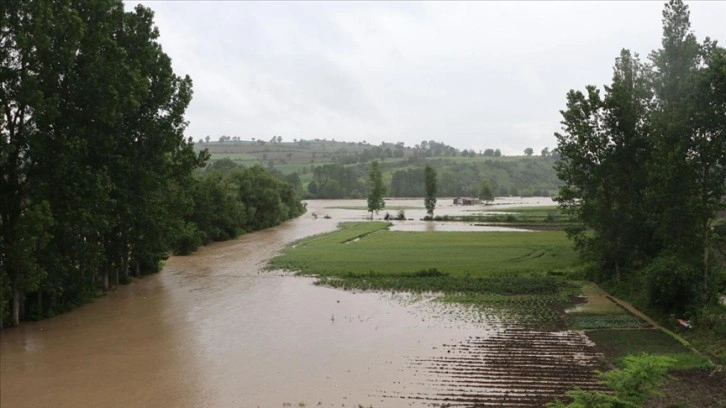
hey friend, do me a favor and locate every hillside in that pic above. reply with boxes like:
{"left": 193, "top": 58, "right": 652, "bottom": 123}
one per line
{"left": 195, "top": 139, "right": 561, "bottom": 198}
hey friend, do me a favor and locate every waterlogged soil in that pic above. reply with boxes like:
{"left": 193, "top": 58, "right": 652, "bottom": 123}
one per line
{"left": 0, "top": 198, "right": 605, "bottom": 408}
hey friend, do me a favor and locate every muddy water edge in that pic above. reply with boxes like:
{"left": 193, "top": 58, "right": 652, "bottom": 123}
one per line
{"left": 1, "top": 199, "right": 602, "bottom": 407}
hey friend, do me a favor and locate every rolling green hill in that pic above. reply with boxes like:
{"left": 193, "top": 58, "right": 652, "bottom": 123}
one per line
{"left": 195, "top": 139, "right": 560, "bottom": 198}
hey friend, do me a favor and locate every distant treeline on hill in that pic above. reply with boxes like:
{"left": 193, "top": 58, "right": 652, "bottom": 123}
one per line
{"left": 196, "top": 139, "right": 561, "bottom": 199}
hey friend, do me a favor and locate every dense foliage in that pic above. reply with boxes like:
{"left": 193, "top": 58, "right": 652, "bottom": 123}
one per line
{"left": 554, "top": 0, "right": 725, "bottom": 314}
{"left": 175, "top": 160, "right": 306, "bottom": 255}
{"left": 367, "top": 160, "right": 386, "bottom": 216}
{"left": 306, "top": 163, "right": 366, "bottom": 198}
{"left": 202, "top": 139, "right": 562, "bottom": 199}
{"left": 0, "top": 1, "right": 304, "bottom": 327}
{"left": 548, "top": 354, "right": 675, "bottom": 408}
{"left": 424, "top": 165, "right": 437, "bottom": 217}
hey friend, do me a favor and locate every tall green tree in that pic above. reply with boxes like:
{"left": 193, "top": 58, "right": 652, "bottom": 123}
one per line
{"left": 0, "top": 0, "right": 206, "bottom": 326}
{"left": 555, "top": 49, "right": 656, "bottom": 283}
{"left": 367, "top": 160, "right": 386, "bottom": 218}
{"left": 554, "top": 0, "right": 725, "bottom": 311}
{"left": 479, "top": 180, "right": 495, "bottom": 204}
{"left": 647, "top": 0, "right": 726, "bottom": 298}
{"left": 424, "top": 165, "right": 437, "bottom": 217}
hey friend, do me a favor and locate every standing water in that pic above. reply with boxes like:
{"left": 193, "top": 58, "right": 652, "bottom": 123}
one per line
{"left": 1, "top": 199, "right": 601, "bottom": 407}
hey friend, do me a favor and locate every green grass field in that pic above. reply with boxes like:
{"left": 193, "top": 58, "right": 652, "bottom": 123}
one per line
{"left": 269, "top": 222, "right": 579, "bottom": 278}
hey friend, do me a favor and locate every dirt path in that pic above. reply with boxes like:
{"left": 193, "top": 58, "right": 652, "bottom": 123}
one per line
{"left": 598, "top": 288, "right": 703, "bottom": 356}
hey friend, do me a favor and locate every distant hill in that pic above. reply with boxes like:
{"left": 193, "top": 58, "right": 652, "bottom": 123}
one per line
{"left": 195, "top": 139, "right": 561, "bottom": 198}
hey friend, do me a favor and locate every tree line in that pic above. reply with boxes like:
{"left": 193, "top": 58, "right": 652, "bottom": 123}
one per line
{"left": 176, "top": 160, "right": 305, "bottom": 255}
{"left": 306, "top": 158, "right": 558, "bottom": 200}
{"left": 555, "top": 0, "right": 725, "bottom": 314}
{"left": 0, "top": 1, "right": 304, "bottom": 327}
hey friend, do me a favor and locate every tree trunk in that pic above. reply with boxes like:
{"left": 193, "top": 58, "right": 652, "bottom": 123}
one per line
{"left": 121, "top": 255, "right": 129, "bottom": 283}
{"left": 703, "top": 221, "right": 710, "bottom": 300}
{"left": 102, "top": 269, "right": 109, "bottom": 291}
{"left": 11, "top": 287, "right": 20, "bottom": 326}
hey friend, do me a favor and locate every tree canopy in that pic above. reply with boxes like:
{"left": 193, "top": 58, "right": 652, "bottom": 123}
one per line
{"left": 0, "top": 0, "right": 304, "bottom": 327}
{"left": 367, "top": 160, "right": 386, "bottom": 217}
{"left": 424, "top": 165, "right": 437, "bottom": 217}
{"left": 554, "top": 0, "right": 725, "bottom": 313}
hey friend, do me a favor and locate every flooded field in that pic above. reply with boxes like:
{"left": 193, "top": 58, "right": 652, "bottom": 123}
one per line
{"left": 0, "top": 198, "right": 605, "bottom": 407}
{"left": 317, "top": 197, "right": 553, "bottom": 232}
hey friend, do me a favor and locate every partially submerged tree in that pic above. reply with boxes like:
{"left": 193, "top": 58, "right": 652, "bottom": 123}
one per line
{"left": 480, "top": 181, "right": 495, "bottom": 204}
{"left": 424, "top": 165, "right": 437, "bottom": 218}
{"left": 367, "top": 160, "right": 386, "bottom": 218}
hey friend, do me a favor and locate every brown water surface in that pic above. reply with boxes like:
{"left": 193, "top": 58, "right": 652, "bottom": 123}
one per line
{"left": 1, "top": 199, "right": 600, "bottom": 408}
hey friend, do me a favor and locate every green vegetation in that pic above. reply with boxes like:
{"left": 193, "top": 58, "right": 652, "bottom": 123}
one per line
{"left": 424, "top": 165, "right": 437, "bottom": 217}
{"left": 1, "top": 0, "right": 203, "bottom": 326}
{"left": 548, "top": 354, "right": 675, "bottom": 408}
{"left": 367, "top": 161, "right": 386, "bottom": 217}
{"left": 195, "top": 138, "right": 562, "bottom": 199}
{"left": 553, "top": 0, "right": 726, "bottom": 376}
{"left": 554, "top": 0, "right": 725, "bottom": 319}
{"left": 271, "top": 217, "right": 717, "bottom": 404}
{"left": 0, "top": 2, "right": 304, "bottom": 327}
{"left": 269, "top": 222, "right": 579, "bottom": 278}
{"left": 175, "top": 160, "right": 305, "bottom": 255}
{"left": 479, "top": 180, "right": 494, "bottom": 204}
{"left": 271, "top": 222, "right": 581, "bottom": 332}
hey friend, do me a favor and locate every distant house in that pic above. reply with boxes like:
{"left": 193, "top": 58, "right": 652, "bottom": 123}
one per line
{"left": 453, "top": 197, "right": 481, "bottom": 205}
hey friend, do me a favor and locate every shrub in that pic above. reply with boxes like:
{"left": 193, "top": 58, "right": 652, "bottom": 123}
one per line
{"left": 174, "top": 222, "right": 203, "bottom": 255}
{"left": 411, "top": 268, "right": 448, "bottom": 278}
{"left": 645, "top": 254, "right": 701, "bottom": 314}
{"left": 547, "top": 354, "right": 674, "bottom": 408}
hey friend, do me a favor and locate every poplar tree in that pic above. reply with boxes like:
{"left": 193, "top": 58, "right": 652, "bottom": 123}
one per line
{"left": 554, "top": 0, "right": 725, "bottom": 310}
{"left": 424, "top": 165, "right": 437, "bottom": 218}
{"left": 0, "top": 0, "right": 205, "bottom": 326}
{"left": 367, "top": 160, "right": 386, "bottom": 218}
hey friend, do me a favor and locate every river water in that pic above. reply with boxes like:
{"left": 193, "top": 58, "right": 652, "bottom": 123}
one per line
{"left": 1, "top": 198, "right": 601, "bottom": 407}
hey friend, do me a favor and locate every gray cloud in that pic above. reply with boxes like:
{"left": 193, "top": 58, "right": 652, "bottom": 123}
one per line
{"left": 129, "top": 1, "right": 726, "bottom": 154}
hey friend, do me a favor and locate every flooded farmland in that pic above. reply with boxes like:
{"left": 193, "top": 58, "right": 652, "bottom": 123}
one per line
{"left": 0, "top": 198, "right": 604, "bottom": 407}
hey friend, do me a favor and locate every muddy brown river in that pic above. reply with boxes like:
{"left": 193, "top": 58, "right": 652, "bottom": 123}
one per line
{"left": 1, "top": 199, "right": 602, "bottom": 407}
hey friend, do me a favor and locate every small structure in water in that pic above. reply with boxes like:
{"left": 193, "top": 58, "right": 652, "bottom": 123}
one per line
{"left": 453, "top": 197, "right": 481, "bottom": 205}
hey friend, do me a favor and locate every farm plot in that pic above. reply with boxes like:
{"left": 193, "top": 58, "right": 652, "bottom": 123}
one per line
{"left": 378, "top": 330, "right": 606, "bottom": 407}
{"left": 270, "top": 222, "right": 610, "bottom": 406}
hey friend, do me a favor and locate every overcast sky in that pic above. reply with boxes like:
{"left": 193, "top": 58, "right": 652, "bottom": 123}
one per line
{"left": 124, "top": 1, "right": 726, "bottom": 155}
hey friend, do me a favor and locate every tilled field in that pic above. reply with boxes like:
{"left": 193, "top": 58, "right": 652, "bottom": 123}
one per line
{"left": 378, "top": 328, "right": 606, "bottom": 407}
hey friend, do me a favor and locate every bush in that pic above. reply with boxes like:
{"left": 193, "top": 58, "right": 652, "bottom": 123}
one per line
{"left": 547, "top": 354, "right": 674, "bottom": 408}
{"left": 411, "top": 268, "right": 448, "bottom": 278}
{"left": 174, "top": 222, "right": 203, "bottom": 255}
{"left": 645, "top": 254, "right": 701, "bottom": 314}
